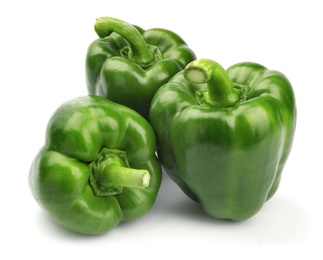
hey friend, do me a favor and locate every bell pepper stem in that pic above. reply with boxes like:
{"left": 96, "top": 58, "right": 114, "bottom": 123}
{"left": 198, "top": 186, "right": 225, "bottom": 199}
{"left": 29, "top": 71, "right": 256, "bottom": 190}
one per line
{"left": 94, "top": 16, "right": 154, "bottom": 67}
{"left": 89, "top": 148, "right": 150, "bottom": 196}
{"left": 184, "top": 59, "right": 240, "bottom": 107}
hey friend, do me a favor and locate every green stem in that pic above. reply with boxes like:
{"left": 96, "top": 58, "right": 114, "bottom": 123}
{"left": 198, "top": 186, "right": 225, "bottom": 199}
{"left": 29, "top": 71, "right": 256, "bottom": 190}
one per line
{"left": 184, "top": 59, "right": 240, "bottom": 107}
{"left": 89, "top": 148, "right": 150, "bottom": 196}
{"left": 94, "top": 16, "right": 154, "bottom": 66}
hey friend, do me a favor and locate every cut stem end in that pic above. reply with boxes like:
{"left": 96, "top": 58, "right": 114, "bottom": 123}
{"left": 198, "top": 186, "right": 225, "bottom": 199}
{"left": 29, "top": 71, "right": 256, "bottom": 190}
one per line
{"left": 89, "top": 148, "right": 150, "bottom": 196}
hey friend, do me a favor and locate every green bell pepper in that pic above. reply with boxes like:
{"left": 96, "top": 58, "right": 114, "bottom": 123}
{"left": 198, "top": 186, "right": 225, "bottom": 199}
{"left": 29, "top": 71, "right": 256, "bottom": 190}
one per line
{"left": 150, "top": 59, "right": 296, "bottom": 221}
{"left": 85, "top": 16, "right": 196, "bottom": 120}
{"left": 29, "top": 96, "right": 162, "bottom": 234}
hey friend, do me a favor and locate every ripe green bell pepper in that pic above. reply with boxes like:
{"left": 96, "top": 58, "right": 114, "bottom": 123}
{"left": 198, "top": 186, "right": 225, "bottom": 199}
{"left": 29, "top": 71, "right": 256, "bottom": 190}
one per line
{"left": 85, "top": 16, "right": 196, "bottom": 120}
{"left": 29, "top": 96, "right": 162, "bottom": 234}
{"left": 150, "top": 59, "right": 296, "bottom": 221}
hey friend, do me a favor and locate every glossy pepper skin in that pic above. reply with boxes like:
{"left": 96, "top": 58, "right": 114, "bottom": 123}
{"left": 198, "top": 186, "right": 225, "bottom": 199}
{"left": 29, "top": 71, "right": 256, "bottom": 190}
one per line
{"left": 29, "top": 96, "right": 162, "bottom": 234}
{"left": 85, "top": 16, "right": 196, "bottom": 120}
{"left": 150, "top": 59, "right": 296, "bottom": 221}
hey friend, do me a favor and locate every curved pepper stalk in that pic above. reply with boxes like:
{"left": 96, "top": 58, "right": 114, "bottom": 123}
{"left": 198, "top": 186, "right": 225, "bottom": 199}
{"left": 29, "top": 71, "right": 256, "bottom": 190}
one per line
{"left": 184, "top": 59, "right": 241, "bottom": 107}
{"left": 94, "top": 17, "right": 156, "bottom": 68}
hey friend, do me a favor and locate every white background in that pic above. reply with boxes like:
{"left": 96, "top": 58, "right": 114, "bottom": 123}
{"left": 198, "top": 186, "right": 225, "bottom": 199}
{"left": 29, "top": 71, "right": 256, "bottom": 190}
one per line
{"left": 1, "top": 0, "right": 322, "bottom": 259}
